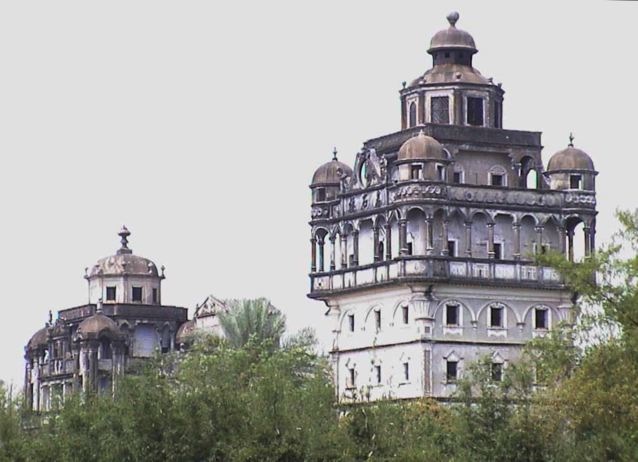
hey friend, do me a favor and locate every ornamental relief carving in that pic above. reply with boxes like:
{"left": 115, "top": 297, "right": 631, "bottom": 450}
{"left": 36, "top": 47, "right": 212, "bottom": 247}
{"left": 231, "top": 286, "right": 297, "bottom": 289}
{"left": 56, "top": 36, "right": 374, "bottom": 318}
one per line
{"left": 449, "top": 188, "right": 559, "bottom": 207}
{"left": 391, "top": 185, "right": 445, "bottom": 201}
{"left": 311, "top": 206, "right": 329, "bottom": 219}
{"left": 564, "top": 193, "right": 596, "bottom": 206}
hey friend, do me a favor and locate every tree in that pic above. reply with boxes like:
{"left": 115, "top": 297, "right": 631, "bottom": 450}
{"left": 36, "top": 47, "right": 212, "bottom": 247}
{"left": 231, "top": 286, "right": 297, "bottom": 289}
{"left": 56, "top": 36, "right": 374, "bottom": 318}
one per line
{"left": 219, "top": 298, "right": 286, "bottom": 349}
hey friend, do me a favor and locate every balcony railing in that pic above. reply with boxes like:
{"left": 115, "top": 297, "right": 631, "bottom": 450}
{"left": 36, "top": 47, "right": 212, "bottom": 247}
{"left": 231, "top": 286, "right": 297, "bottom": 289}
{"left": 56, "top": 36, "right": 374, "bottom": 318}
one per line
{"left": 309, "top": 256, "right": 562, "bottom": 295}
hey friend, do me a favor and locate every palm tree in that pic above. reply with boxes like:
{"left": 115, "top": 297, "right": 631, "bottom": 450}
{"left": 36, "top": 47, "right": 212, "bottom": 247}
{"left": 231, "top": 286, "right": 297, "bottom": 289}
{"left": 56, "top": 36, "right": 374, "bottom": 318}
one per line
{"left": 218, "top": 298, "right": 286, "bottom": 349}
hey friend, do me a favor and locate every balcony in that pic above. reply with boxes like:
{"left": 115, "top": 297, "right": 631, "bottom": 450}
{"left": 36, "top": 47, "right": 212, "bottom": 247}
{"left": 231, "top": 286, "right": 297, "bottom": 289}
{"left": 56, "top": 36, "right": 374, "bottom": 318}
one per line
{"left": 309, "top": 256, "right": 562, "bottom": 297}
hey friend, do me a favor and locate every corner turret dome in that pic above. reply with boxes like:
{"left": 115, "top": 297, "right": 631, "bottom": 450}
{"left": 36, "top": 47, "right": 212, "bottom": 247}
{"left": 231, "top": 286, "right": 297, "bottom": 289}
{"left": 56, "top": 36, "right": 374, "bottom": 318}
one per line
{"left": 76, "top": 311, "right": 120, "bottom": 340}
{"left": 27, "top": 327, "right": 48, "bottom": 350}
{"left": 311, "top": 151, "right": 353, "bottom": 187}
{"left": 398, "top": 130, "right": 446, "bottom": 161}
{"left": 428, "top": 12, "right": 477, "bottom": 55}
{"left": 547, "top": 144, "right": 595, "bottom": 172}
{"left": 175, "top": 319, "right": 197, "bottom": 345}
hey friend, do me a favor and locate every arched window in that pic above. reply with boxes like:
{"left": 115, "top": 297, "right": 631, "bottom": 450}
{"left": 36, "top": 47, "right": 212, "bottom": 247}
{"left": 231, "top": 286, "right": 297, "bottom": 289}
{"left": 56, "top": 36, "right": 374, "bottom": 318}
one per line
{"left": 408, "top": 102, "right": 417, "bottom": 128}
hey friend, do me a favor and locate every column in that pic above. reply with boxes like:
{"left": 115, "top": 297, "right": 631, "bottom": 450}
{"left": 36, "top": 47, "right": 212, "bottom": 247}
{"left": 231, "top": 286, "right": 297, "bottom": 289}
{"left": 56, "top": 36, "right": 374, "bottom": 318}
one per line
{"left": 441, "top": 218, "right": 449, "bottom": 256}
{"left": 399, "top": 219, "right": 408, "bottom": 255}
{"left": 310, "top": 238, "right": 317, "bottom": 273}
{"left": 558, "top": 226, "right": 566, "bottom": 256}
{"left": 535, "top": 225, "right": 544, "bottom": 254}
{"left": 352, "top": 230, "right": 359, "bottom": 266}
{"left": 318, "top": 238, "right": 325, "bottom": 272}
{"left": 590, "top": 219, "right": 596, "bottom": 255}
{"left": 426, "top": 217, "right": 434, "bottom": 255}
{"left": 385, "top": 222, "right": 392, "bottom": 260}
{"left": 373, "top": 226, "right": 380, "bottom": 262}
{"left": 583, "top": 226, "right": 591, "bottom": 257}
{"left": 487, "top": 223, "right": 495, "bottom": 258}
{"left": 341, "top": 234, "right": 348, "bottom": 268}
{"left": 329, "top": 236, "right": 336, "bottom": 270}
{"left": 567, "top": 228, "right": 574, "bottom": 262}
{"left": 465, "top": 221, "right": 472, "bottom": 257}
{"left": 513, "top": 223, "right": 521, "bottom": 260}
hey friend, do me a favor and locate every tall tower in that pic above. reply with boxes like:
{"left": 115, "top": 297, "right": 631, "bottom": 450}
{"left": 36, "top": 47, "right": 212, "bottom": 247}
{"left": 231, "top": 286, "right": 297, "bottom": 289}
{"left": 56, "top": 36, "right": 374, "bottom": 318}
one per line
{"left": 308, "top": 13, "right": 597, "bottom": 401}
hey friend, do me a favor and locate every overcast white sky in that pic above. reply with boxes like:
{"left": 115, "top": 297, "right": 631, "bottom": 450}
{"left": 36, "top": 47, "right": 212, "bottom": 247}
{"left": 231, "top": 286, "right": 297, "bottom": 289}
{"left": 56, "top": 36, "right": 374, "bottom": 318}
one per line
{"left": 0, "top": 1, "right": 636, "bottom": 387}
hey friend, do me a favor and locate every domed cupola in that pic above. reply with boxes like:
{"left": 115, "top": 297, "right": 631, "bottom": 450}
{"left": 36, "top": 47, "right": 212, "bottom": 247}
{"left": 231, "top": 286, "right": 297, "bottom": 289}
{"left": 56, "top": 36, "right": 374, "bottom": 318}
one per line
{"left": 76, "top": 309, "right": 121, "bottom": 341}
{"left": 310, "top": 149, "right": 353, "bottom": 203}
{"left": 85, "top": 227, "right": 165, "bottom": 305}
{"left": 545, "top": 134, "right": 597, "bottom": 191}
{"left": 26, "top": 326, "right": 49, "bottom": 352}
{"left": 401, "top": 12, "right": 504, "bottom": 129}
{"left": 396, "top": 130, "right": 451, "bottom": 181}
{"left": 428, "top": 11, "right": 477, "bottom": 56}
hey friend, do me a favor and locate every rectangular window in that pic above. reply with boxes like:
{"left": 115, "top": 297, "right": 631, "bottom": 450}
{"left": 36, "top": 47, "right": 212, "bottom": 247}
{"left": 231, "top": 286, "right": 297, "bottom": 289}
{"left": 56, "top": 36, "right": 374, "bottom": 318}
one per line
{"left": 491, "top": 362, "right": 503, "bottom": 382}
{"left": 348, "top": 314, "right": 355, "bottom": 332}
{"left": 375, "top": 365, "right": 381, "bottom": 384}
{"left": 406, "top": 242, "right": 413, "bottom": 255}
{"left": 490, "top": 306, "right": 503, "bottom": 327}
{"left": 436, "top": 164, "right": 445, "bottom": 181}
{"left": 152, "top": 288, "right": 158, "bottom": 304}
{"left": 132, "top": 287, "right": 143, "bottom": 302}
{"left": 431, "top": 96, "right": 450, "bottom": 124}
{"left": 106, "top": 286, "right": 116, "bottom": 301}
{"left": 347, "top": 368, "right": 356, "bottom": 388}
{"left": 535, "top": 308, "right": 548, "bottom": 329}
{"left": 447, "top": 360, "right": 458, "bottom": 382}
{"left": 446, "top": 304, "right": 459, "bottom": 326}
{"left": 453, "top": 171, "right": 463, "bottom": 184}
{"left": 493, "top": 243, "right": 503, "bottom": 260}
{"left": 410, "top": 165, "right": 422, "bottom": 180}
{"left": 316, "top": 187, "right": 326, "bottom": 201}
{"left": 403, "top": 362, "right": 410, "bottom": 381}
{"left": 467, "top": 97, "right": 484, "bottom": 126}
{"left": 490, "top": 174, "right": 504, "bottom": 186}
{"left": 447, "top": 240, "right": 457, "bottom": 257}
{"left": 570, "top": 174, "right": 582, "bottom": 189}
{"left": 402, "top": 305, "right": 409, "bottom": 324}
{"left": 374, "top": 310, "right": 381, "bottom": 330}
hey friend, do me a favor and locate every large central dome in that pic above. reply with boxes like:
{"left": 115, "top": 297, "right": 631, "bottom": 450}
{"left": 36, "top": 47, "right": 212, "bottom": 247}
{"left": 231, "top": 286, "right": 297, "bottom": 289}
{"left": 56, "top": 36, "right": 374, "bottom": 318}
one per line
{"left": 88, "top": 226, "right": 160, "bottom": 278}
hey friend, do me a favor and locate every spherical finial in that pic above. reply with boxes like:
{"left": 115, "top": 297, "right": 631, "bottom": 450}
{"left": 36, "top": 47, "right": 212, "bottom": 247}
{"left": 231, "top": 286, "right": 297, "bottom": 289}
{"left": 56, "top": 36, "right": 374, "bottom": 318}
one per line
{"left": 332, "top": 147, "right": 338, "bottom": 161}
{"left": 447, "top": 11, "right": 460, "bottom": 27}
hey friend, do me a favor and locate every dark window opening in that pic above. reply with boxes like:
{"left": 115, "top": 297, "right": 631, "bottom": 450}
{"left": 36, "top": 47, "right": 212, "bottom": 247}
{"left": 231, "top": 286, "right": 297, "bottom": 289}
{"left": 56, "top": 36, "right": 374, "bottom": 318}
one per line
{"left": 378, "top": 242, "right": 384, "bottom": 260}
{"left": 152, "top": 288, "right": 158, "bottom": 304}
{"left": 431, "top": 96, "right": 450, "bottom": 124}
{"left": 316, "top": 187, "right": 326, "bottom": 201}
{"left": 408, "top": 102, "right": 417, "bottom": 127}
{"left": 490, "top": 306, "right": 503, "bottom": 327}
{"left": 403, "top": 362, "right": 410, "bottom": 381}
{"left": 493, "top": 243, "right": 503, "bottom": 260}
{"left": 447, "top": 240, "right": 457, "bottom": 257}
{"left": 570, "top": 174, "right": 582, "bottom": 189}
{"left": 491, "top": 174, "right": 504, "bottom": 186}
{"left": 467, "top": 97, "right": 484, "bottom": 126}
{"left": 375, "top": 365, "right": 381, "bottom": 384}
{"left": 453, "top": 171, "right": 462, "bottom": 184}
{"left": 436, "top": 164, "right": 446, "bottom": 181}
{"left": 348, "top": 313, "right": 355, "bottom": 332}
{"left": 374, "top": 310, "right": 381, "bottom": 330}
{"left": 348, "top": 368, "right": 356, "bottom": 388}
{"left": 402, "top": 305, "right": 409, "bottom": 324}
{"left": 132, "top": 287, "right": 143, "bottom": 302}
{"left": 446, "top": 304, "right": 459, "bottom": 326}
{"left": 535, "top": 308, "right": 548, "bottom": 329}
{"left": 406, "top": 242, "right": 413, "bottom": 255}
{"left": 491, "top": 362, "right": 503, "bottom": 382}
{"left": 411, "top": 165, "right": 422, "bottom": 180}
{"left": 444, "top": 52, "right": 450, "bottom": 58}
{"left": 106, "top": 286, "right": 116, "bottom": 301}
{"left": 100, "top": 339, "right": 112, "bottom": 360}
{"left": 447, "top": 360, "right": 458, "bottom": 382}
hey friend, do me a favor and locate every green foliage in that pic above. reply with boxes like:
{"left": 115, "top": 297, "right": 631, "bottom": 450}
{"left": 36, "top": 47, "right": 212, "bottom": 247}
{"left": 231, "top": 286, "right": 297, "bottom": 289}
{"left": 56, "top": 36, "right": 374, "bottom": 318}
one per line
{"left": 219, "top": 298, "right": 287, "bottom": 349}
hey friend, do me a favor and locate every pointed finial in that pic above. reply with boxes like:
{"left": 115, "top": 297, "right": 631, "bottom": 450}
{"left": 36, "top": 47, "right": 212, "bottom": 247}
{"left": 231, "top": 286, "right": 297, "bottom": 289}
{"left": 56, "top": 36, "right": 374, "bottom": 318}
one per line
{"left": 48, "top": 310, "right": 53, "bottom": 325}
{"left": 568, "top": 132, "right": 574, "bottom": 147}
{"left": 332, "top": 147, "right": 338, "bottom": 161}
{"left": 447, "top": 11, "right": 459, "bottom": 27}
{"left": 117, "top": 225, "right": 132, "bottom": 255}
